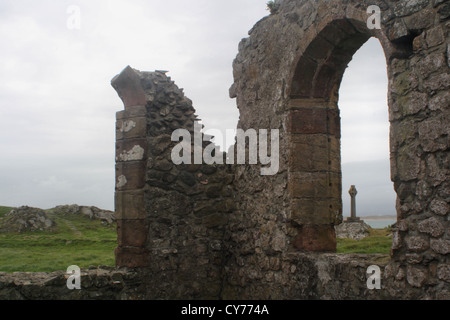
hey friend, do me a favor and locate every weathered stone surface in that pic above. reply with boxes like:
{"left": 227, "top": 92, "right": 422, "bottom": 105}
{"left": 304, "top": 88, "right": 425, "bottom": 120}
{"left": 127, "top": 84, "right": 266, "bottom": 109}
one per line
{"left": 291, "top": 199, "right": 341, "bottom": 225}
{"left": 407, "top": 265, "right": 427, "bottom": 288}
{"left": 0, "top": 267, "right": 148, "bottom": 300}
{"left": 293, "top": 225, "right": 337, "bottom": 252}
{"left": 116, "top": 117, "right": 146, "bottom": 140}
{"left": 115, "top": 191, "right": 146, "bottom": 220}
{"left": 116, "top": 139, "right": 147, "bottom": 162}
{"left": 111, "top": 66, "right": 146, "bottom": 108}
{"left": 406, "top": 236, "right": 430, "bottom": 252}
{"left": 438, "top": 264, "right": 450, "bottom": 282}
{"left": 117, "top": 220, "right": 149, "bottom": 247}
{"left": 116, "top": 162, "right": 146, "bottom": 191}
{"left": 393, "top": 0, "right": 429, "bottom": 17}
{"left": 388, "top": 20, "right": 410, "bottom": 42}
{"left": 114, "top": 247, "right": 150, "bottom": 268}
{"left": 287, "top": 109, "right": 340, "bottom": 137}
{"left": 430, "top": 239, "right": 450, "bottom": 255}
{"left": 429, "top": 199, "right": 449, "bottom": 216}
{"left": 418, "top": 217, "right": 445, "bottom": 238}
{"left": 289, "top": 134, "right": 340, "bottom": 172}
{"left": 335, "top": 221, "right": 371, "bottom": 241}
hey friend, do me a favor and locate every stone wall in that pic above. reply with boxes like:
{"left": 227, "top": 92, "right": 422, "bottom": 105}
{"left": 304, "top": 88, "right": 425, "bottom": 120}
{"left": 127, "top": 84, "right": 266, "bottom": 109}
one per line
{"left": 225, "top": 0, "right": 449, "bottom": 299}
{"left": 0, "top": 267, "right": 148, "bottom": 300}
{"left": 112, "top": 67, "right": 234, "bottom": 299}
{"left": 0, "top": 255, "right": 392, "bottom": 300}
{"left": 2, "top": 0, "right": 448, "bottom": 300}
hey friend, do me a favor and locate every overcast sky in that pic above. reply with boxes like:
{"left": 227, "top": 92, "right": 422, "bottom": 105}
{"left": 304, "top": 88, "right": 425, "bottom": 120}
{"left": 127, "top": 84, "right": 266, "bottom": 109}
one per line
{"left": 0, "top": 0, "right": 396, "bottom": 216}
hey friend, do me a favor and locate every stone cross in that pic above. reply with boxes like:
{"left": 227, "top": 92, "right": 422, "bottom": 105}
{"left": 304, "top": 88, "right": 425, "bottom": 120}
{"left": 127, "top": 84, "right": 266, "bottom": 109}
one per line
{"left": 347, "top": 185, "right": 360, "bottom": 222}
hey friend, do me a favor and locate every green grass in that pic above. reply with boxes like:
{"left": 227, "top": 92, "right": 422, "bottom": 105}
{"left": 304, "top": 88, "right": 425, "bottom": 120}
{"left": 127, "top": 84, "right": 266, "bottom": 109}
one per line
{"left": 337, "top": 227, "right": 393, "bottom": 254}
{"left": 0, "top": 209, "right": 117, "bottom": 273}
{"left": 0, "top": 204, "right": 393, "bottom": 272}
{"left": 0, "top": 206, "right": 14, "bottom": 218}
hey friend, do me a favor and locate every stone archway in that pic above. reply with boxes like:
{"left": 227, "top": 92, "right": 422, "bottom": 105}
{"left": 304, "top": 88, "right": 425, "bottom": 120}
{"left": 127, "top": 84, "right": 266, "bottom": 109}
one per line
{"left": 286, "top": 18, "right": 393, "bottom": 252}
{"left": 228, "top": 0, "right": 449, "bottom": 298}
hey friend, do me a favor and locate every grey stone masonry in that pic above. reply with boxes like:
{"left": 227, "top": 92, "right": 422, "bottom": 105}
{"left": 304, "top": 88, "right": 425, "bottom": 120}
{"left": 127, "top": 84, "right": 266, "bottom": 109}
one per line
{"left": 1, "top": 0, "right": 448, "bottom": 300}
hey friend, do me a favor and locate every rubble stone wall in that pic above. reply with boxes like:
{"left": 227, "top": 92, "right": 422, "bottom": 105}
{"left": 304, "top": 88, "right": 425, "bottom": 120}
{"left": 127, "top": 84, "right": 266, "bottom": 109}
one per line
{"left": 225, "top": 0, "right": 449, "bottom": 299}
{"left": 112, "top": 67, "right": 234, "bottom": 299}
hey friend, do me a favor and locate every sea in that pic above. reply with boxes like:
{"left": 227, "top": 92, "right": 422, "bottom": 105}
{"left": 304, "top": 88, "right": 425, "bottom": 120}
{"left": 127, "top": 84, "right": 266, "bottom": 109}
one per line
{"left": 363, "top": 219, "right": 396, "bottom": 229}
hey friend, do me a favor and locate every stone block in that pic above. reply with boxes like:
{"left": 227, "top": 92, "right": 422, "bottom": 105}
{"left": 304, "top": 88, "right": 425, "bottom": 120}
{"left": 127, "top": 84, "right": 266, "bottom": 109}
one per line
{"left": 116, "top": 105, "right": 147, "bottom": 120}
{"left": 289, "top": 172, "right": 340, "bottom": 199}
{"left": 117, "top": 220, "right": 149, "bottom": 248}
{"left": 397, "top": 91, "right": 428, "bottom": 117}
{"left": 407, "top": 265, "right": 427, "bottom": 288}
{"left": 116, "top": 117, "right": 147, "bottom": 140}
{"left": 404, "top": 8, "right": 434, "bottom": 32}
{"left": 304, "top": 35, "right": 335, "bottom": 61}
{"left": 290, "top": 56, "right": 317, "bottom": 97}
{"left": 388, "top": 20, "right": 409, "bottom": 43}
{"left": 202, "top": 213, "right": 229, "bottom": 228}
{"left": 291, "top": 198, "right": 341, "bottom": 225}
{"left": 430, "top": 239, "right": 450, "bottom": 255}
{"left": 116, "top": 162, "right": 146, "bottom": 191}
{"left": 111, "top": 66, "right": 147, "bottom": 108}
{"left": 115, "top": 247, "right": 150, "bottom": 268}
{"left": 395, "top": 145, "right": 421, "bottom": 182}
{"left": 288, "top": 109, "right": 327, "bottom": 134}
{"left": 289, "top": 134, "right": 340, "bottom": 172}
{"left": 416, "top": 53, "right": 446, "bottom": 79}
{"left": 292, "top": 225, "right": 336, "bottom": 252}
{"left": 437, "top": 264, "right": 450, "bottom": 282}
{"left": 287, "top": 98, "right": 328, "bottom": 110}
{"left": 116, "top": 138, "right": 148, "bottom": 162}
{"left": 115, "top": 191, "right": 146, "bottom": 220}
{"left": 429, "top": 199, "right": 449, "bottom": 216}
{"left": 406, "top": 236, "right": 430, "bottom": 252}
{"left": 287, "top": 109, "right": 340, "bottom": 137}
{"left": 423, "top": 73, "right": 450, "bottom": 92}
{"left": 418, "top": 217, "right": 445, "bottom": 238}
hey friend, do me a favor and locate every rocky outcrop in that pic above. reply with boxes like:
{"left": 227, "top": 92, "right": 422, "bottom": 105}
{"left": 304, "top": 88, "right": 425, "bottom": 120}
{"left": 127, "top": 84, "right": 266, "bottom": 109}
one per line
{"left": 50, "top": 205, "right": 115, "bottom": 225}
{"left": 335, "top": 221, "right": 371, "bottom": 240}
{"left": 0, "top": 206, "right": 55, "bottom": 233}
{"left": 0, "top": 205, "right": 115, "bottom": 234}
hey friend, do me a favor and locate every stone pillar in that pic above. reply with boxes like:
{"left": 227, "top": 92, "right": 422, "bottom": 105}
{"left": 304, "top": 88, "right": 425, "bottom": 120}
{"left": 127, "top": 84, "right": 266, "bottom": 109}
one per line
{"left": 111, "top": 66, "right": 234, "bottom": 299}
{"left": 287, "top": 98, "right": 342, "bottom": 252}
{"left": 112, "top": 66, "right": 150, "bottom": 268}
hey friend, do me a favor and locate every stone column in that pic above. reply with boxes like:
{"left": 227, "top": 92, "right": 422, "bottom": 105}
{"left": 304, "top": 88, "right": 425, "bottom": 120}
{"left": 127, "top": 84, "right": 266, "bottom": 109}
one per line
{"left": 112, "top": 66, "right": 150, "bottom": 268}
{"left": 287, "top": 98, "right": 342, "bottom": 252}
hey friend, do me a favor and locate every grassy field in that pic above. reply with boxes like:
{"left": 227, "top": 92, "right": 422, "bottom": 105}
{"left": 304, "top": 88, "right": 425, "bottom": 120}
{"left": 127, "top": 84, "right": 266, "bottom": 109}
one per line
{"left": 337, "top": 227, "right": 392, "bottom": 255}
{"left": 0, "top": 207, "right": 117, "bottom": 273}
{"left": 0, "top": 205, "right": 392, "bottom": 273}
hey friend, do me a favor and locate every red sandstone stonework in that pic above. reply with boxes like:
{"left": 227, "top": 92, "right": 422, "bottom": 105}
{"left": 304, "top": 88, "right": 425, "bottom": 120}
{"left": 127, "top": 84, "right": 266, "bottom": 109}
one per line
{"left": 293, "top": 225, "right": 337, "bottom": 252}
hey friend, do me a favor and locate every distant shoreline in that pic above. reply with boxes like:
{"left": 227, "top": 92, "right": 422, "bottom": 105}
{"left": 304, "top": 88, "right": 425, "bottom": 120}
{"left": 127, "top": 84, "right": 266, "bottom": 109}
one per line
{"left": 344, "top": 216, "right": 396, "bottom": 221}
